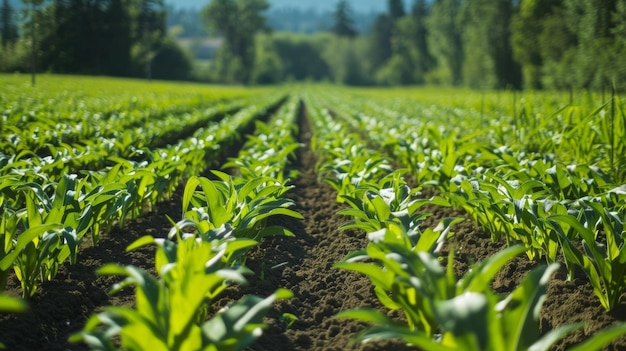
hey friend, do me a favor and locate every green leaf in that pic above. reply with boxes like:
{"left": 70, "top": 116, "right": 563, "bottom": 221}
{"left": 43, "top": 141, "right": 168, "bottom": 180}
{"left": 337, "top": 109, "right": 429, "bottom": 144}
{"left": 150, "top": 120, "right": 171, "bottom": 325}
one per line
{"left": 352, "top": 324, "right": 451, "bottom": 349}
{"left": 182, "top": 176, "right": 200, "bottom": 215}
{"left": 334, "top": 261, "right": 393, "bottom": 291}
{"left": 528, "top": 323, "right": 582, "bottom": 351}
{"left": 96, "top": 263, "right": 133, "bottom": 277}
{"left": 60, "top": 227, "right": 79, "bottom": 265}
{"left": 567, "top": 322, "right": 626, "bottom": 351}
{"left": 0, "top": 224, "right": 62, "bottom": 271}
{"left": 127, "top": 235, "right": 157, "bottom": 252}
{"left": 256, "top": 226, "right": 296, "bottom": 239}
{"left": 0, "top": 294, "right": 28, "bottom": 313}
{"left": 458, "top": 245, "right": 526, "bottom": 293}
{"left": 337, "top": 208, "right": 370, "bottom": 221}
{"left": 497, "top": 263, "right": 560, "bottom": 351}
{"left": 366, "top": 191, "right": 391, "bottom": 221}
{"left": 239, "top": 207, "right": 303, "bottom": 230}
{"left": 336, "top": 308, "right": 393, "bottom": 324}
{"left": 202, "top": 289, "right": 291, "bottom": 349}
{"left": 238, "top": 177, "right": 271, "bottom": 203}
{"left": 197, "top": 177, "right": 228, "bottom": 226}
{"left": 435, "top": 292, "right": 489, "bottom": 350}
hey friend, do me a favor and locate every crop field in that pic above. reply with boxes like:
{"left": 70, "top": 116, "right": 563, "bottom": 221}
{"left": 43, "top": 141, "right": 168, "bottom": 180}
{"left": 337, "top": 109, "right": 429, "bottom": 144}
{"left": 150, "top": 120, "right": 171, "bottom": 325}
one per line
{"left": 0, "top": 74, "right": 626, "bottom": 351}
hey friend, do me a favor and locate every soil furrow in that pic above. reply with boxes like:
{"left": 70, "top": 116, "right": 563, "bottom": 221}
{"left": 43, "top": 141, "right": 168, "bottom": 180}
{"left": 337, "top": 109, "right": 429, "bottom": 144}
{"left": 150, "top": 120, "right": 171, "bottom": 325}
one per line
{"left": 207, "top": 104, "right": 413, "bottom": 351}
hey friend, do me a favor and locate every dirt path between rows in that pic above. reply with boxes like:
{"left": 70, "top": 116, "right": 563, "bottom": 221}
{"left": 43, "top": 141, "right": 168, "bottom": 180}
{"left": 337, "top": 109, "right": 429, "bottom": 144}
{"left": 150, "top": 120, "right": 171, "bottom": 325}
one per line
{"left": 0, "top": 104, "right": 625, "bottom": 350}
{"left": 208, "top": 108, "right": 414, "bottom": 351}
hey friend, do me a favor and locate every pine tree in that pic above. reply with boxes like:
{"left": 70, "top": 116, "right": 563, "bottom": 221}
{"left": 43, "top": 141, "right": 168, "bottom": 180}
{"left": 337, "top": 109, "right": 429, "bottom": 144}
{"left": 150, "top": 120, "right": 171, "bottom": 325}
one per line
{"left": 511, "top": 0, "right": 562, "bottom": 89}
{"left": 202, "top": 0, "right": 270, "bottom": 83}
{"left": 426, "top": 0, "right": 464, "bottom": 85}
{"left": 411, "top": 0, "right": 434, "bottom": 78}
{"left": 564, "top": 0, "right": 621, "bottom": 89}
{"left": 332, "top": 0, "right": 357, "bottom": 38}
{"left": 388, "top": 0, "right": 406, "bottom": 20}
{"left": 0, "top": 0, "right": 19, "bottom": 48}
{"left": 369, "top": 0, "right": 404, "bottom": 72}
{"left": 370, "top": 14, "right": 393, "bottom": 69}
{"left": 460, "top": 0, "right": 520, "bottom": 89}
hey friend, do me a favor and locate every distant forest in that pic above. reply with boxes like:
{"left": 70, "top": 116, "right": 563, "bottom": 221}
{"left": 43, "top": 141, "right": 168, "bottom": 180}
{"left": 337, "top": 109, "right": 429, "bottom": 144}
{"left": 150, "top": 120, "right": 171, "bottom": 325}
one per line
{"left": 169, "top": 0, "right": 401, "bottom": 12}
{"left": 1, "top": 0, "right": 625, "bottom": 90}
{"left": 167, "top": 6, "right": 377, "bottom": 37}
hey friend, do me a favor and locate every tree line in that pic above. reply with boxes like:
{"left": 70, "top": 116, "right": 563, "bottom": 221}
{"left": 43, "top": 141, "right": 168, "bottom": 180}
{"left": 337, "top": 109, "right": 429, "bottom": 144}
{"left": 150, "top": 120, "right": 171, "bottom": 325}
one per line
{"left": 205, "top": 0, "right": 626, "bottom": 90}
{"left": 0, "top": 0, "right": 192, "bottom": 80}
{"left": 1, "top": 0, "right": 625, "bottom": 90}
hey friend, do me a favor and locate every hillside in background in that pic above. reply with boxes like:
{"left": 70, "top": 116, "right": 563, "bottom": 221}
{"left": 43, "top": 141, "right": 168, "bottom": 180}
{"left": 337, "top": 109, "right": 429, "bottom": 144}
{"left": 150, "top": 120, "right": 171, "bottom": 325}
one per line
{"left": 6, "top": 0, "right": 385, "bottom": 35}
{"left": 266, "top": 8, "right": 376, "bottom": 34}
{"left": 167, "top": 0, "right": 381, "bottom": 38}
{"left": 168, "top": 0, "right": 397, "bottom": 13}
{"left": 9, "top": 0, "right": 403, "bottom": 13}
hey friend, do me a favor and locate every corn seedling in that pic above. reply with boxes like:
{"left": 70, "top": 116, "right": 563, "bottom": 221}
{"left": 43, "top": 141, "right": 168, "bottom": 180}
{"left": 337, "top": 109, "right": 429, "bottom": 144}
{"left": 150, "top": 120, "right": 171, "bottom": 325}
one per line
{"left": 71, "top": 231, "right": 292, "bottom": 350}
{"left": 547, "top": 202, "right": 626, "bottom": 311}
{"left": 337, "top": 244, "right": 625, "bottom": 351}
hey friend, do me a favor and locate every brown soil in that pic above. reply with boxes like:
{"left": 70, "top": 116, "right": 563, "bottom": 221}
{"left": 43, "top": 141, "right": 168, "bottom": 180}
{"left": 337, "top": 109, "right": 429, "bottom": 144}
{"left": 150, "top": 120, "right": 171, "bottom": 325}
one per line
{"left": 0, "top": 196, "right": 177, "bottom": 351}
{"left": 0, "top": 111, "right": 625, "bottom": 350}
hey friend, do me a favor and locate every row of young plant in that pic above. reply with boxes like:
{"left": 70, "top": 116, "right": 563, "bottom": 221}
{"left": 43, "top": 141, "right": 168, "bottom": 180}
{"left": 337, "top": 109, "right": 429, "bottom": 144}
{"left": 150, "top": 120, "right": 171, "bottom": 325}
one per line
{"left": 1, "top": 75, "right": 256, "bottom": 138}
{"left": 351, "top": 87, "right": 626, "bottom": 182}
{"left": 1, "top": 91, "right": 265, "bottom": 160}
{"left": 303, "top": 94, "right": 626, "bottom": 350}
{"left": 0, "top": 97, "right": 250, "bottom": 178}
{"left": 321, "top": 91, "right": 626, "bottom": 313}
{"left": 70, "top": 95, "right": 304, "bottom": 351}
{"left": 2, "top": 96, "right": 235, "bottom": 156}
{"left": 0, "top": 93, "right": 285, "bottom": 298}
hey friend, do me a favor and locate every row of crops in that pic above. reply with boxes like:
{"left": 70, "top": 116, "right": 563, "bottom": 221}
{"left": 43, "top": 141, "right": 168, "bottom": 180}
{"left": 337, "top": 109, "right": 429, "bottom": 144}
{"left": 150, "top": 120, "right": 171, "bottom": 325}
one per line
{"left": 1, "top": 74, "right": 625, "bottom": 350}
{"left": 303, "top": 88, "right": 626, "bottom": 350}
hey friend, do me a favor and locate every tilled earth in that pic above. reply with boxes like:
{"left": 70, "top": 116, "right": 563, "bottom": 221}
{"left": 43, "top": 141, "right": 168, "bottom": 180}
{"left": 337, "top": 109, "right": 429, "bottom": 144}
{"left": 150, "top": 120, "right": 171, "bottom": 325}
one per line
{"left": 0, "top": 114, "right": 625, "bottom": 350}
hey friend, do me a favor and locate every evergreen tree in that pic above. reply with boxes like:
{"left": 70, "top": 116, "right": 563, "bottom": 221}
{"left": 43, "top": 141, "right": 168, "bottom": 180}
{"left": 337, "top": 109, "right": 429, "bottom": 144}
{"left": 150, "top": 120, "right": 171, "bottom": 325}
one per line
{"left": 369, "top": 14, "right": 393, "bottom": 69}
{"left": 512, "top": 0, "right": 551, "bottom": 88}
{"left": 323, "top": 36, "right": 364, "bottom": 84}
{"left": 33, "top": 0, "right": 181, "bottom": 78}
{"left": 137, "top": 0, "right": 166, "bottom": 80}
{"left": 511, "top": 0, "right": 625, "bottom": 90}
{"left": 458, "top": 0, "right": 519, "bottom": 89}
{"left": 0, "top": 0, "right": 19, "bottom": 48}
{"left": 41, "top": 0, "right": 152, "bottom": 76}
{"left": 369, "top": 0, "right": 405, "bottom": 73}
{"left": 411, "top": 0, "right": 434, "bottom": 80}
{"left": 0, "top": 0, "right": 190, "bottom": 79}
{"left": 612, "top": 0, "right": 626, "bottom": 47}
{"left": 271, "top": 33, "right": 331, "bottom": 81}
{"left": 376, "top": 1, "right": 435, "bottom": 86}
{"left": 103, "top": 0, "right": 133, "bottom": 76}
{"left": 535, "top": 5, "right": 577, "bottom": 89}
{"left": 426, "top": 0, "right": 464, "bottom": 85}
{"left": 331, "top": 0, "right": 357, "bottom": 38}
{"left": 22, "top": 0, "right": 45, "bottom": 86}
{"left": 388, "top": 0, "right": 405, "bottom": 20}
{"left": 564, "top": 0, "right": 621, "bottom": 89}
{"left": 376, "top": 16, "right": 419, "bottom": 85}
{"left": 202, "top": 0, "right": 270, "bottom": 83}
